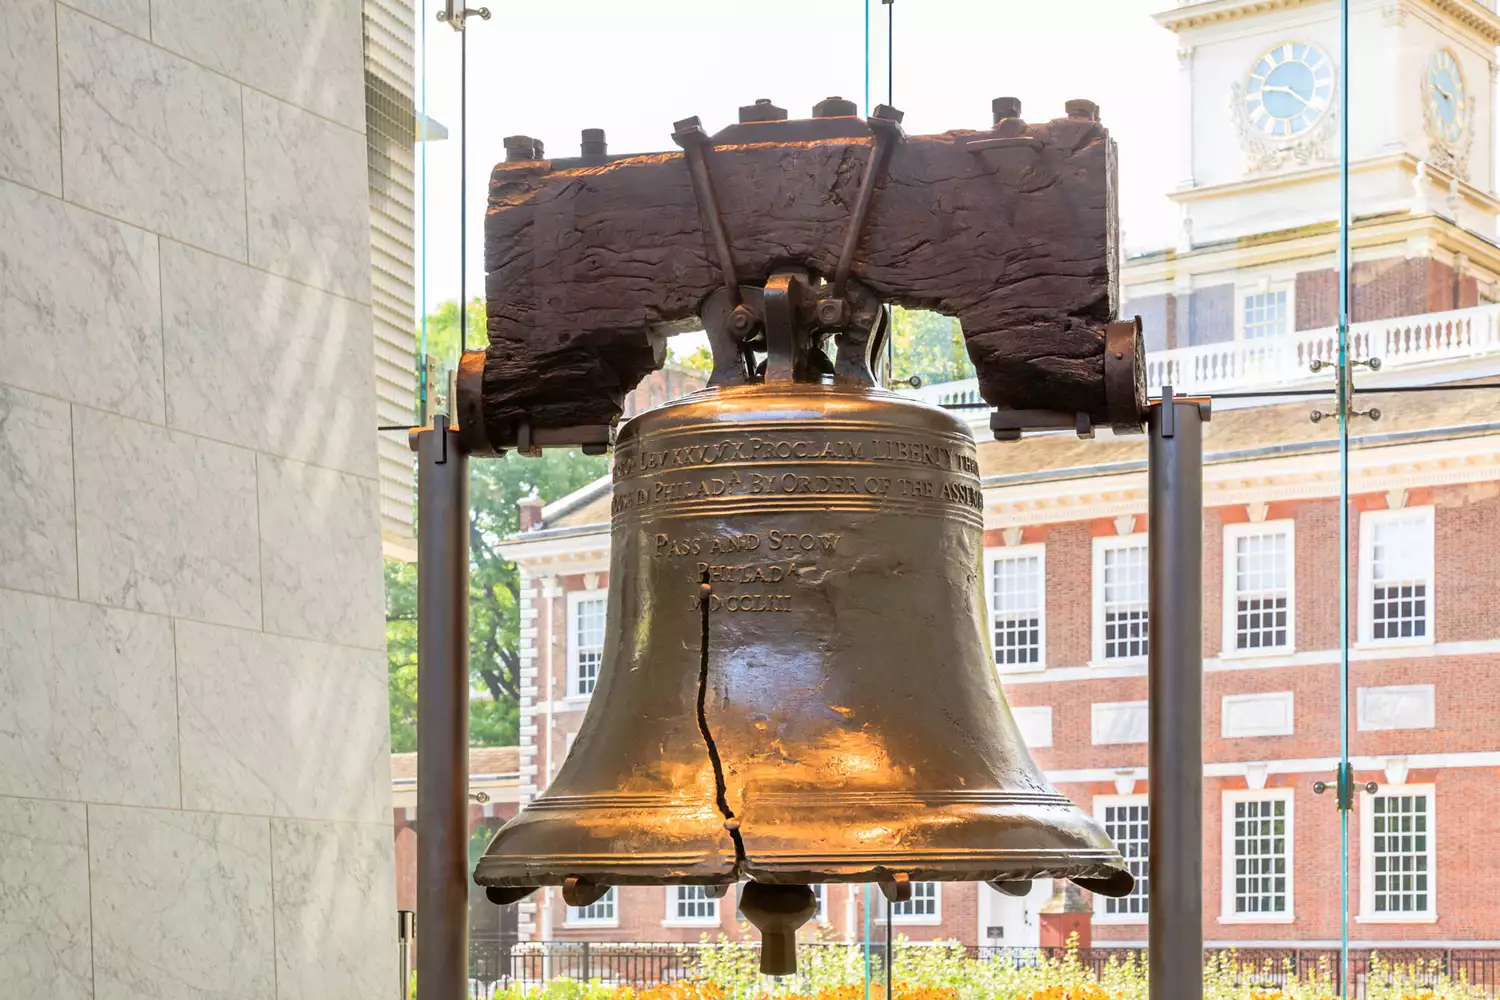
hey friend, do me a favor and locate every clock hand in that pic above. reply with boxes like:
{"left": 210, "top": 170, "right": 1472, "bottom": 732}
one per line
{"left": 1260, "top": 84, "right": 1309, "bottom": 103}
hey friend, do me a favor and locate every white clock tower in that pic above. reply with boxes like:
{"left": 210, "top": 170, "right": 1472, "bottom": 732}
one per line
{"left": 1162, "top": 0, "right": 1500, "bottom": 242}
{"left": 1122, "top": 0, "right": 1500, "bottom": 369}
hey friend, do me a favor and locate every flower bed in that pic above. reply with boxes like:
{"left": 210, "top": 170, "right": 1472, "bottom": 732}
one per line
{"left": 485, "top": 937, "right": 1494, "bottom": 1000}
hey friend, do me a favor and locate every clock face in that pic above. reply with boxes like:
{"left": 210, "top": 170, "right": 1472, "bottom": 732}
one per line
{"left": 1426, "top": 48, "right": 1468, "bottom": 144}
{"left": 1242, "top": 42, "right": 1336, "bottom": 138}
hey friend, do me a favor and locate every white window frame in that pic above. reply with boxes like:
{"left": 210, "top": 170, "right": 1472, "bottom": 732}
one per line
{"left": 663, "top": 884, "right": 721, "bottom": 927}
{"left": 890, "top": 881, "right": 942, "bottom": 925}
{"left": 1235, "top": 281, "right": 1295, "bottom": 342}
{"left": 1221, "top": 520, "right": 1296, "bottom": 657}
{"left": 811, "top": 883, "right": 827, "bottom": 924}
{"left": 1358, "top": 507, "right": 1435, "bottom": 648}
{"left": 983, "top": 544, "right": 1047, "bottom": 673}
{"left": 1358, "top": 784, "right": 1437, "bottom": 924}
{"left": 565, "top": 886, "right": 619, "bottom": 927}
{"left": 1093, "top": 794, "right": 1150, "bottom": 925}
{"left": 566, "top": 588, "right": 608, "bottom": 699}
{"left": 1220, "top": 788, "right": 1295, "bottom": 924}
{"left": 1092, "top": 534, "right": 1150, "bottom": 665}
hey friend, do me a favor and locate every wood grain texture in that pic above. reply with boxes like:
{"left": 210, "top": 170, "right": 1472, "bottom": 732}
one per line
{"left": 474, "top": 115, "right": 1118, "bottom": 449}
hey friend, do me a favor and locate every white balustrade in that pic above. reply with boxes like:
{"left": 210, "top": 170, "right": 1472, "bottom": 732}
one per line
{"left": 900, "top": 304, "right": 1500, "bottom": 406}
{"left": 1145, "top": 303, "right": 1500, "bottom": 394}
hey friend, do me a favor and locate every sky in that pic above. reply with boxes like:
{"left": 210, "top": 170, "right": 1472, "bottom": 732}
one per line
{"left": 411, "top": 0, "right": 1183, "bottom": 324}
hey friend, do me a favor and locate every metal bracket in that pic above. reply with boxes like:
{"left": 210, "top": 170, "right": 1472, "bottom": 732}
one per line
{"left": 673, "top": 117, "right": 742, "bottom": 309}
{"left": 831, "top": 105, "right": 904, "bottom": 299}
{"left": 437, "top": 2, "right": 490, "bottom": 29}
{"left": 1308, "top": 356, "right": 1383, "bottom": 424}
{"left": 1313, "top": 762, "right": 1378, "bottom": 811}
{"left": 991, "top": 409, "right": 1095, "bottom": 442}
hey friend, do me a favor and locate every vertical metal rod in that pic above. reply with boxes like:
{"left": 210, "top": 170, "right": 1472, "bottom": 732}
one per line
{"left": 414, "top": 414, "right": 471, "bottom": 1000}
{"left": 1148, "top": 391, "right": 1206, "bottom": 1000}
{"left": 398, "top": 909, "right": 414, "bottom": 999}
{"left": 1336, "top": 1, "right": 1353, "bottom": 993}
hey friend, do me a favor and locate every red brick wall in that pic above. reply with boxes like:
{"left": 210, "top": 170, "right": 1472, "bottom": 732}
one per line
{"left": 519, "top": 484, "right": 1500, "bottom": 947}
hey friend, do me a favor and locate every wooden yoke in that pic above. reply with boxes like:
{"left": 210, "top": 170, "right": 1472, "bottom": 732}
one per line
{"left": 458, "top": 97, "right": 1146, "bottom": 456}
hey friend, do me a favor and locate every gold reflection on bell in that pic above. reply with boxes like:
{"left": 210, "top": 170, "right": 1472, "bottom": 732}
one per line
{"left": 475, "top": 275, "right": 1133, "bottom": 973}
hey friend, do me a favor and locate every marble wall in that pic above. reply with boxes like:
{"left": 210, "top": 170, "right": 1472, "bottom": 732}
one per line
{"left": 0, "top": 3, "right": 395, "bottom": 998}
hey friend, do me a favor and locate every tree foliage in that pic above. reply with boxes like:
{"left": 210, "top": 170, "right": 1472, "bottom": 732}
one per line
{"left": 890, "top": 307, "right": 974, "bottom": 387}
{"left": 386, "top": 300, "right": 609, "bottom": 752}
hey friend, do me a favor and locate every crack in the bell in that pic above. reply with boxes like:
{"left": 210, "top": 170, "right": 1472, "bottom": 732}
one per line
{"left": 696, "top": 577, "right": 746, "bottom": 869}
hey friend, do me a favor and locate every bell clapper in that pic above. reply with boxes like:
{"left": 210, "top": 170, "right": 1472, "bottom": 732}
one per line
{"left": 738, "top": 882, "right": 818, "bottom": 976}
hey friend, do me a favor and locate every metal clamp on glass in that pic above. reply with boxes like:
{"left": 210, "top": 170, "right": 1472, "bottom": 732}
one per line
{"left": 1312, "top": 761, "right": 1378, "bottom": 811}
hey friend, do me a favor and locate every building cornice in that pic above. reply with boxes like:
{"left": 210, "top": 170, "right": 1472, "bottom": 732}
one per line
{"left": 1124, "top": 205, "right": 1500, "bottom": 287}
{"left": 1155, "top": 0, "right": 1500, "bottom": 43}
{"left": 986, "top": 425, "right": 1500, "bottom": 526}
{"left": 1164, "top": 153, "right": 1500, "bottom": 215}
{"left": 1154, "top": 0, "right": 1325, "bottom": 33}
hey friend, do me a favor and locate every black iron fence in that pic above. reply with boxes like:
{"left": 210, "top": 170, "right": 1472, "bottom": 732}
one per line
{"left": 466, "top": 940, "right": 1500, "bottom": 998}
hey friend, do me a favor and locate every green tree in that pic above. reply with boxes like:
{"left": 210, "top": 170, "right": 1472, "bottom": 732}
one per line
{"left": 386, "top": 301, "right": 610, "bottom": 752}
{"left": 890, "top": 307, "right": 975, "bottom": 387}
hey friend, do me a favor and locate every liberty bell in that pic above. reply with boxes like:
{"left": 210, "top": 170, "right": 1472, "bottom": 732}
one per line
{"left": 470, "top": 100, "right": 1142, "bottom": 975}
{"left": 474, "top": 277, "right": 1135, "bottom": 973}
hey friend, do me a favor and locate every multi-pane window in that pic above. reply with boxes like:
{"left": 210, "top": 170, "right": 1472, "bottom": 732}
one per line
{"left": 811, "top": 883, "right": 826, "bottom": 922}
{"left": 890, "top": 881, "right": 939, "bottom": 921}
{"left": 1368, "top": 792, "right": 1433, "bottom": 917}
{"left": 671, "top": 885, "right": 718, "bottom": 922}
{"left": 1100, "top": 801, "right": 1150, "bottom": 919}
{"left": 568, "top": 886, "right": 617, "bottom": 924}
{"left": 571, "top": 594, "right": 607, "bottom": 695}
{"left": 1098, "top": 539, "right": 1149, "bottom": 661}
{"left": 1227, "top": 795, "right": 1291, "bottom": 917}
{"left": 1227, "top": 525, "right": 1292, "bottom": 652}
{"left": 1363, "top": 510, "right": 1434, "bottom": 644}
{"left": 988, "top": 549, "right": 1044, "bottom": 669}
{"left": 1242, "top": 290, "right": 1288, "bottom": 340}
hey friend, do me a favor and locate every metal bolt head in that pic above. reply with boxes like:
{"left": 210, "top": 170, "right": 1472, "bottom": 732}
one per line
{"left": 728, "top": 305, "right": 756, "bottom": 336}
{"left": 816, "top": 298, "right": 850, "bottom": 329}
{"left": 991, "top": 96, "right": 1022, "bottom": 123}
{"left": 503, "top": 135, "right": 538, "bottom": 162}
{"left": 813, "top": 96, "right": 858, "bottom": 118}
{"left": 739, "top": 99, "right": 788, "bottom": 123}
{"left": 870, "top": 103, "right": 905, "bottom": 124}
{"left": 1065, "top": 99, "right": 1100, "bottom": 121}
{"left": 580, "top": 128, "right": 607, "bottom": 156}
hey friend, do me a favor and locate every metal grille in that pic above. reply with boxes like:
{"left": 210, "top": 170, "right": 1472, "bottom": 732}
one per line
{"left": 1102, "top": 543, "right": 1149, "bottom": 660}
{"left": 1243, "top": 290, "right": 1288, "bottom": 340}
{"left": 1232, "top": 798, "right": 1289, "bottom": 915}
{"left": 1372, "top": 793, "right": 1430, "bottom": 914}
{"left": 1370, "top": 515, "right": 1429, "bottom": 641}
{"left": 568, "top": 887, "right": 617, "bottom": 924}
{"left": 891, "top": 881, "right": 938, "bottom": 918}
{"left": 991, "top": 553, "right": 1042, "bottom": 667}
{"left": 673, "top": 885, "right": 718, "bottom": 921}
{"left": 1102, "top": 802, "right": 1150, "bottom": 917}
{"left": 574, "top": 597, "right": 606, "bottom": 695}
{"left": 1234, "top": 529, "right": 1290, "bottom": 650}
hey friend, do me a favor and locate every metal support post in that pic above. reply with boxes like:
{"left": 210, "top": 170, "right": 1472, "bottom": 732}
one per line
{"left": 412, "top": 414, "right": 471, "bottom": 1000}
{"left": 1147, "top": 388, "right": 1209, "bottom": 1000}
{"left": 397, "top": 910, "right": 414, "bottom": 999}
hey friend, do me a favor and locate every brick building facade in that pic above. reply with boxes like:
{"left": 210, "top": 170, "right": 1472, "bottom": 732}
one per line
{"left": 498, "top": 381, "right": 1500, "bottom": 950}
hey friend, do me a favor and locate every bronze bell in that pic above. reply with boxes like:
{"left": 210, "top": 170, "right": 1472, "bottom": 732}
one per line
{"left": 475, "top": 270, "right": 1133, "bottom": 973}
